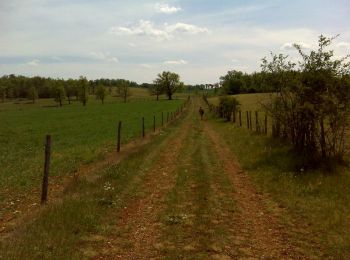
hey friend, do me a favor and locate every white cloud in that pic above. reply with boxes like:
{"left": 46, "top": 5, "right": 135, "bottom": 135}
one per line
{"left": 337, "top": 42, "right": 350, "bottom": 49}
{"left": 231, "top": 59, "right": 240, "bottom": 63}
{"left": 26, "top": 59, "right": 40, "bottom": 66}
{"left": 166, "top": 23, "right": 210, "bottom": 34}
{"left": 128, "top": 43, "right": 137, "bottom": 48}
{"left": 155, "top": 3, "right": 181, "bottom": 14}
{"left": 280, "top": 42, "right": 311, "bottom": 51}
{"left": 140, "top": 64, "right": 153, "bottom": 69}
{"left": 89, "top": 51, "right": 119, "bottom": 63}
{"left": 110, "top": 20, "right": 209, "bottom": 41}
{"left": 164, "top": 59, "right": 188, "bottom": 65}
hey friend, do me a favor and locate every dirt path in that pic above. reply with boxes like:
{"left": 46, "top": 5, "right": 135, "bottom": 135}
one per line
{"left": 204, "top": 122, "right": 306, "bottom": 259}
{"left": 81, "top": 98, "right": 314, "bottom": 259}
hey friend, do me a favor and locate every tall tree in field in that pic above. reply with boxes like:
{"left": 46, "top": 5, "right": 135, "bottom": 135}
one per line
{"left": 220, "top": 70, "right": 246, "bottom": 95}
{"left": 116, "top": 81, "right": 131, "bottom": 103}
{"left": 27, "top": 86, "right": 38, "bottom": 104}
{"left": 65, "top": 79, "right": 77, "bottom": 104}
{"left": 78, "top": 76, "right": 89, "bottom": 106}
{"left": 53, "top": 81, "right": 66, "bottom": 107}
{"left": 95, "top": 84, "right": 107, "bottom": 104}
{"left": 149, "top": 83, "right": 163, "bottom": 101}
{"left": 154, "top": 71, "right": 182, "bottom": 100}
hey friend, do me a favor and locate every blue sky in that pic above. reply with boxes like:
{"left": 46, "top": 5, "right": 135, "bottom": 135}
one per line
{"left": 1, "top": 0, "right": 349, "bottom": 84}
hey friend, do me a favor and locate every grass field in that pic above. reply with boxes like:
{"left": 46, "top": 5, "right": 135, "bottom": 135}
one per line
{"left": 0, "top": 92, "right": 184, "bottom": 200}
{"left": 208, "top": 95, "right": 350, "bottom": 258}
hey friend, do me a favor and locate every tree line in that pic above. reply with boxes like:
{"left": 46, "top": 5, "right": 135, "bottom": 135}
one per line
{"left": 220, "top": 35, "right": 350, "bottom": 163}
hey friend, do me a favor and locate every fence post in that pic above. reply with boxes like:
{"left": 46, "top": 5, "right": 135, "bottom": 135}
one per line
{"left": 41, "top": 135, "right": 51, "bottom": 204}
{"left": 239, "top": 110, "right": 242, "bottom": 127}
{"left": 117, "top": 121, "right": 121, "bottom": 152}
{"left": 153, "top": 115, "right": 156, "bottom": 132}
{"left": 255, "top": 111, "right": 259, "bottom": 133}
{"left": 249, "top": 111, "right": 252, "bottom": 131}
{"left": 162, "top": 112, "right": 164, "bottom": 126}
{"left": 264, "top": 114, "right": 268, "bottom": 135}
{"left": 233, "top": 109, "right": 236, "bottom": 123}
{"left": 142, "top": 117, "right": 145, "bottom": 138}
{"left": 246, "top": 111, "right": 249, "bottom": 129}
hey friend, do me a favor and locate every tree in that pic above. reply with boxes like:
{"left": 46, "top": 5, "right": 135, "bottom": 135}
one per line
{"left": 154, "top": 71, "right": 182, "bottom": 100}
{"left": 78, "top": 76, "right": 89, "bottom": 106}
{"left": 116, "top": 81, "right": 131, "bottom": 103}
{"left": 220, "top": 70, "right": 245, "bottom": 95}
{"left": 27, "top": 86, "right": 38, "bottom": 103}
{"left": 95, "top": 84, "right": 107, "bottom": 104}
{"left": 52, "top": 81, "right": 66, "bottom": 107}
{"left": 262, "top": 35, "right": 350, "bottom": 162}
{"left": 149, "top": 83, "right": 163, "bottom": 101}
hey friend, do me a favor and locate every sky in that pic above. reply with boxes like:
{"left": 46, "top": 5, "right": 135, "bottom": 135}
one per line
{"left": 1, "top": 0, "right": 350, "bottom": 84}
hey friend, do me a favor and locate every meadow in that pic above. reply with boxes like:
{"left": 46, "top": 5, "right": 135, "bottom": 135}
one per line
{"left": 0, "top": 88, "right": 185, "bottom": 199}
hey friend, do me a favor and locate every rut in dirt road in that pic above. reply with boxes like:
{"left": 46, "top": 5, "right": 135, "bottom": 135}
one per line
{"left": 87, "top": 101, "right": 195, "bottom": 259}
{"left": 204, "top": 122, "right": 307, "bottom": 259}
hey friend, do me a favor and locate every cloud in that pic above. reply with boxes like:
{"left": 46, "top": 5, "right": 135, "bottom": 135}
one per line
{"left": 337, "top": 42, "right": 350, "bottom": 49}
{"left": 155, "top": 3, "right": 181, "bottom": 14}
{"left": 26, "top": 59, "right": 40, "bottom": 66}
{"left": 140, "top": 63, "right": 153, "bottom": 69}
{"left": 110, "top": 20, "right": 209, "bottom": 41}
{"left": 89, "top": 51, "right": 119, "bottom": 63}
{"left": 231, "top": 59, "right": 240, "bottom": 63}
{"left": 166, "top": 23, "right": 210, "bottom": 34}
{"left": 164, "top": 59, "right": 188, "bottom": 65}
{"left": 280, "top": 42, "right": 311, "bottom": 51}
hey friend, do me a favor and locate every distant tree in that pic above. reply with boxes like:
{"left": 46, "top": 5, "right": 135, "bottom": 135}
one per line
{"left": 149, "top": 83, "right": 163, "bottom": 101}
{"left": 95, "top": 84, "right": 107, "bottom": 104}
{"left": 116, "top": 81, "right": 131, "bottom": 103}
{"left": 78, "top": 76, "right": 89, "bottom": 106}
{"left": 154, "top": 71, "right": 182, "bottom": 100}
{"left": 52, "top": 81, "right": 66, "bottom": 107}
{"left": 64, "top": 79, "right": 77, "bottom": 104}
{"left": 0, "top": 82, "right": 6, "bottom": 102}
{"left": 220, "top": 70, "right": 245, "bottom": 95}
{"left": 27, "top": 86, "right": 38, "bottom": 103}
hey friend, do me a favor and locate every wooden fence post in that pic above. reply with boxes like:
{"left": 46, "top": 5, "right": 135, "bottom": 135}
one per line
{"left": 249, "top": 111, "right": 252, "bottom": 131}
{"left": 233, "top": 109, "right": 236, "bottom": 123}
{"left": 255, "top": 111, "right": 259, "bottom": 133}
{"left": 153, "top": 115, "right": 156, "bottom": 132}
{"left": 41, "top": 135, "right": 51, "bottom": 204}
{"left": 162, "top": 112, "right": 164, "bottom": 126}
{"left": 246, "top": 111, "right": 249, "bottom": 129}
{"left": 239, "top": 110, "right": 242, "bottom": 127}
{"left": 117, "top": 121, "right": 121, "bottom": 152}
{"left": 142, "top": 117, "right": 145, "bottom": 138}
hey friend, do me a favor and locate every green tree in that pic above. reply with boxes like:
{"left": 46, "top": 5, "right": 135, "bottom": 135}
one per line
{"left": 116, "top": 81, "right": 131, "bottom": 103}
{"left": 78, "top": 76, "right": 89, "bottom": 106}
{"left": 27, "top": 86, "right": 38, "bottom": 104}
{"left": 95, "top": 84, "right": 107, "bottom": 104}
{"left": 220, "top": 70, "right": 245, "bottom": 95}
{"left": 149, "top": 83, "right": 163, "bottom": 101}
{"left": 53, "top": 81, "right": 66, "bottom": 107}
{"left": 154, "top": 71, "right": 182, "bottom": 100}
{"left": 262, "top": 35, "right": 350, "bottom": 162}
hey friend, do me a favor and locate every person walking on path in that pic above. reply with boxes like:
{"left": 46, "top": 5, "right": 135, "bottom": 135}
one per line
{"left": 199, "top": 106, "right": 204, "bottom": 120}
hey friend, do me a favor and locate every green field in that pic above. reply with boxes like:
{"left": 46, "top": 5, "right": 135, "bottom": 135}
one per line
{"left": 0, "top": 93, "right": 184, "bottom": 199}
